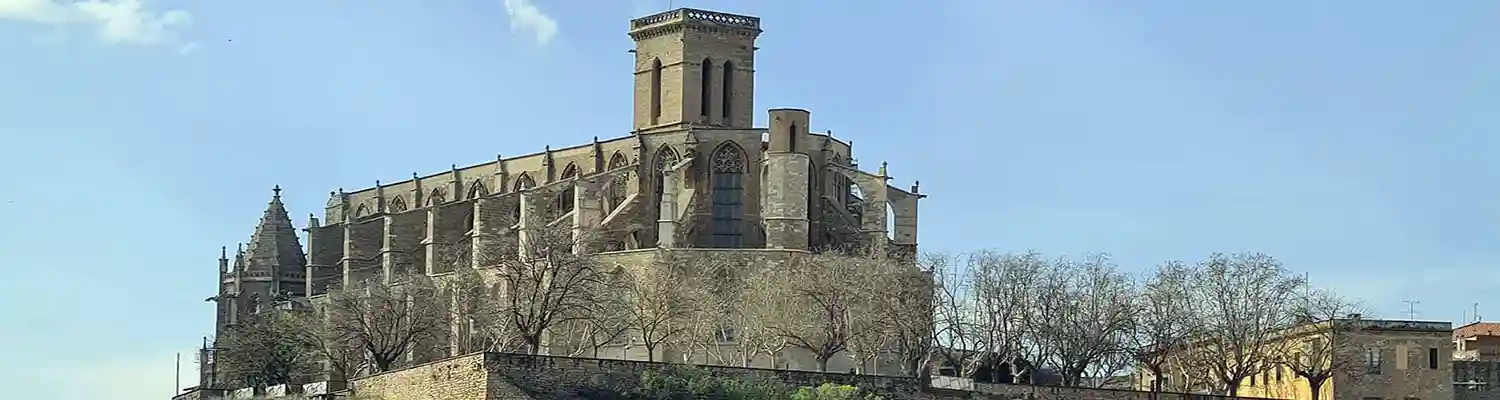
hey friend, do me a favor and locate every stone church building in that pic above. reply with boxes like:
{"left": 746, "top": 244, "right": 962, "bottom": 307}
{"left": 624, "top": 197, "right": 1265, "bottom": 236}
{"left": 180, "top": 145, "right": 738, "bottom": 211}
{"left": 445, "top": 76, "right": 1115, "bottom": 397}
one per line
{"left": 197, "top": 7, "right": 925, "bottom": 389}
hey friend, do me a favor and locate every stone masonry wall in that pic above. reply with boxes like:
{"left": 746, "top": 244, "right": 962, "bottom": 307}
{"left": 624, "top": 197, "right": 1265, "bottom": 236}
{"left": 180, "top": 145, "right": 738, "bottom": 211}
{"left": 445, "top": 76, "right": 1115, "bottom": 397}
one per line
{"left": 350, "top": 353, "right": 492, "bottom": 400}
{"left": 479, "top": 352, "right": 921, "bottom": 399}
{"left": 335, "top": 352, "right": 1278, "bottom": 400}
{"left": 1455, "top": 360, "right": 1500, "bottom": 400}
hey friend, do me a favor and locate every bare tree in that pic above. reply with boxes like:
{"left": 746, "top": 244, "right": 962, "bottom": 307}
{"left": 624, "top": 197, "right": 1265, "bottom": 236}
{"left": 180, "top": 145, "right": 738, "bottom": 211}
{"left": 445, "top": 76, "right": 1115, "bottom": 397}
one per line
{"left": 1183, "top": 252, "right": 1304, "bottom": 396}
{"left": 843, "top": 250, "right": 909, "bottom": 375}
{"left": 1127, "top": 261, "right": 1196, "bottom": 392}
{"left": 445, "top": 261, "right": 526, "bottom": 355}
{"left": 322, "top": 274, "right": 447, "bottom": 372}
{"left": 969, "top": 250, "right": 1047, "bottom": 382}
{"left": 216, "top": 312, "right": 316, "bottom": 388}
{"left": 285, "top": 306, "right": 365, "bottom": 382}
{"left": 1034, "top": 253, "right": 1137, "bottom": 386}
{"left": 570, "top": 270, "right": 632, "bottom": 359}
{"left": 728, "top": 259, "right": 791, "bottom": 368}
{"left": 755, "top": 252, "right": 871, "bottom": 372}
{"left": 866, "top": 253, "right": 938, "bottom": 377}
{"left": 620, "top": 250, "right": 707, "bottom": 362}
{"left": 666, "top": 251, "right": 755, "bottom": 366}
{"left": 482, "top": 207, "right": 609, "bottom": 355}
{"left": 927, "top": 252, "right": 983, "bottom": 378}
{"left": 1277, "top": 287, "right": 1368, "bottom": 400}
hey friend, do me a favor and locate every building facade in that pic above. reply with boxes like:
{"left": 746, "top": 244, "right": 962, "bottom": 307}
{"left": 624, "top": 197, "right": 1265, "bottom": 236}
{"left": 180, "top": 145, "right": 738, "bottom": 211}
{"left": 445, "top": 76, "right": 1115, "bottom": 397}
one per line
{"left": 196, "top": 7, "right": 925, "bottom": 390}
{"left": 1135, "top": 318, "right": 1453, "bottom": 400}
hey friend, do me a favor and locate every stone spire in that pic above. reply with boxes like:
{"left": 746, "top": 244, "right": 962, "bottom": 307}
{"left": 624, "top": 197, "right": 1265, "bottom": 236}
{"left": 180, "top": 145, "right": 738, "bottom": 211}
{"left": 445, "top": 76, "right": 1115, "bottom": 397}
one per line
{"left": 242, "top": 185, "right": 308, "bottom": 292}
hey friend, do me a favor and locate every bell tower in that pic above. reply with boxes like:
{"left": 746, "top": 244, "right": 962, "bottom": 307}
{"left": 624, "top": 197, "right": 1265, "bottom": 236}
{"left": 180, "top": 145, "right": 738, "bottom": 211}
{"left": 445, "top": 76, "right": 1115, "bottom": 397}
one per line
{"left": 630, "top": 8, "right": 761, "bottom": 133}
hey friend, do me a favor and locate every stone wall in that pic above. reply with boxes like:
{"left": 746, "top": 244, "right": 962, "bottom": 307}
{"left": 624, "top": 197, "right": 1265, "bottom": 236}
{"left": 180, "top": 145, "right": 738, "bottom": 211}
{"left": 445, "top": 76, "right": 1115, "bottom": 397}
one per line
{"left": 1455, "top": 360, "right": 1500, "bottom": 400}
{"left": 334, "top": 353, "right": 1284, "bottom": 400}
{"left": 930, "top": 376, "right": 1277, "bottom": 400}
{"left": 480, "top": 352, "right": 920, "bottom": 399}
{"left": 350, "top": 353, "right": 493, "bottom": 400}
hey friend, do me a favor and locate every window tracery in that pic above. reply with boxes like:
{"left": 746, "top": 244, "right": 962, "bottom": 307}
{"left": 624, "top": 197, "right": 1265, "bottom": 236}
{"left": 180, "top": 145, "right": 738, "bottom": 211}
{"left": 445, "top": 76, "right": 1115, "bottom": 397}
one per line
{"left": 709, "top": 143, "right": 745, "bottom": 248}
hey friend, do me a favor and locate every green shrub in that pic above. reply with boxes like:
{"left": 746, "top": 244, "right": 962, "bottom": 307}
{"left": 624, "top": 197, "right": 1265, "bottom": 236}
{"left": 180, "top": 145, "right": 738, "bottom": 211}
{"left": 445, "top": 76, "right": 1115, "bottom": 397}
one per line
{"left": 791, "top": 383, "right": 886, "bottom": 400}
{"left": 638, "top": 365, "right": 790, "bottom": 399}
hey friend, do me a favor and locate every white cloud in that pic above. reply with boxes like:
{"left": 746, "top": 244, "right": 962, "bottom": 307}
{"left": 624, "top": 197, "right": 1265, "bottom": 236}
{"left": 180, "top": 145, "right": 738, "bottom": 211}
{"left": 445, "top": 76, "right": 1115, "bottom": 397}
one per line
{"left": 502, "top": 0, "right": 557, "bottom": 46}
{"left": 0, "top": 0, "right": 192, "bottom": 47}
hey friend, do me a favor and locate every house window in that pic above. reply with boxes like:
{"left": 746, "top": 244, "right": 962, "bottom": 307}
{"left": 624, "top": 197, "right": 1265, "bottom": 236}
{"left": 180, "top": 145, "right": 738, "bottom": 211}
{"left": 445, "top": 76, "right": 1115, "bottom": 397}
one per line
{"left": 1276, "top": 365, "right": 1283, "bottom": 381}
{"left": 1430, "top": 348, "right": 1440, "bottom": 369}
{"left": 1367, "top": 348, "right": 1383, "bottom": 374}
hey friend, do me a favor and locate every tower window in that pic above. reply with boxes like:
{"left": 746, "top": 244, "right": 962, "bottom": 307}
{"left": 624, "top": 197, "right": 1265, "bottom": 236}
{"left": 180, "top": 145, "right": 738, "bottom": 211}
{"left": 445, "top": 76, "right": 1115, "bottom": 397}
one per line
{"left": 722, "top": 61, "right": 734, "bottom": 123}
{"left": 710, "top": 144, "right": 746, "bottom": 248}
{"left": 700, "top": 58, "right": 713, "bottom": 118}
{"left": 650, "top": 58, "right": 663, "bottom": 123}
{"left": 789, "top": 122, "right": 798, "bottom": 152}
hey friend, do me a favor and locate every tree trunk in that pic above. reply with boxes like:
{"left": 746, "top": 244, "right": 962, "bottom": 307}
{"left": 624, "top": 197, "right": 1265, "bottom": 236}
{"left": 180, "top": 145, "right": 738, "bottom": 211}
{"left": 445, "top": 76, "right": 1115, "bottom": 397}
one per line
{"left": 522, "top": 335, "right": 542, "bottom": 355}
{"left": 1309, "top": 377, "right": 1327, "bottom": 400}
{"left": 1148, "top": 366, "right": 1164, "bottom": 392}
{"left": 817, "top": 355, "right": 831, "bottom": 372}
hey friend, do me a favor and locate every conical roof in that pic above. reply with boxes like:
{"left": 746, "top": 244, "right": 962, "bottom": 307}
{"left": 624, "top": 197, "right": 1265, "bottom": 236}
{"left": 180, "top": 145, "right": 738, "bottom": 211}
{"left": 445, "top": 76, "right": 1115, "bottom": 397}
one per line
{"left": 241, "top": 186, "right": 307, "bottom": 276}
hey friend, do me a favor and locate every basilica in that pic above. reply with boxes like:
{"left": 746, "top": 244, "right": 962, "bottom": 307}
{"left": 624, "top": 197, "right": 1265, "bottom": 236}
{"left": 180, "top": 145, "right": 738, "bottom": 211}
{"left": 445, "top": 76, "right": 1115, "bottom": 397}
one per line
{"left": 197, "top": 7, "right": 925, "bottom": 390}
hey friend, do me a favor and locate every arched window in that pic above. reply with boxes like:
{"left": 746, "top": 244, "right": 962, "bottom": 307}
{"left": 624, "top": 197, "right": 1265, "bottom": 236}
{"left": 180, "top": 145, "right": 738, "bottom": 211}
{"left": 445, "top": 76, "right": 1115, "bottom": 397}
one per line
{"left": 513, "top": 173, "right": 536, "bottom": 192}
{"left": 354, "top": 204, "right": 371, "bottom": 218}
{"left": 700, "top": 58, "right": 713, "bottom": 118}
{"left": 827, "top": 155, "right": 844, "bottom": 204}
{"left": 428, "top": 188, "right": 446, "bottom": 206}
{"left": 789, "top": 122, "right": 799, "bottom": 152}
{"left": 388, "top": 196, "right": 408, "bottom": 213}
{"left": 650, "top": 58, "right": 663, "bottom": 123}
{"left": 468, "top": 181, "right": 488, "bottom": 199}
{"left": 606, "top": 152, "right": 629, "bottom": 210}
{"left": 722, "top": 61, "right": 734, "bottom": 122}
{"left": 709, "top": 143, "right": 746, "bottom": 248}
{"left": 555, "top": 163, "right": 578, "bottom": 215}
{"left": 651, "top": 146, "right": 680, "bottom": 246}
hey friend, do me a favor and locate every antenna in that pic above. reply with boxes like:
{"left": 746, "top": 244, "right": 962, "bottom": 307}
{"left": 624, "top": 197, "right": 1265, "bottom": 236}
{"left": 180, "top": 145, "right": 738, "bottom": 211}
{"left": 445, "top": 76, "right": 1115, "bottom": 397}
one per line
{"left": 1402, "top": 300, "right": 1421, "bottom": 320}
{"left": 1476, "top": 303, "right": 1483, "bottom": 322}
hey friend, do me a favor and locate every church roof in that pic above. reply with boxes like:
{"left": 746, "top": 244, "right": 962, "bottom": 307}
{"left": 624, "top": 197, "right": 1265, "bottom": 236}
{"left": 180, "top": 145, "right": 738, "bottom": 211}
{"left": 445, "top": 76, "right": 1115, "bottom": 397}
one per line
{"left": 241, "top": 186, "right": 307, "bottom": 275}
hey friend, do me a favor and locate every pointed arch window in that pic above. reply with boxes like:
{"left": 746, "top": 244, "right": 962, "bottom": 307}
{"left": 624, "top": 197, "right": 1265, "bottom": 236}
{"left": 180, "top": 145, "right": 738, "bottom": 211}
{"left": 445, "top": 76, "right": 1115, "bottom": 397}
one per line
{"left": 606, "top": 152, "right": 629, "bottom": 211}
{"left": 700, "top": 58, "right": 713, "bottom": 118}
{"left": 722, "top": 61, "right": 734, "bottom": 122}
{"left": 514, "top": 173, "right": 536, "bottom": 192}
{"left": 388, "top": 196, "right": 408, "bottom": 213}
{"left": 652, "top": 146, "right": 681, "bottom": 246}
{"left": 650, "top": 58, "right": 663, "bottom": 123}
{"left": 827, "top": 155, "right": 844, "bottom": 205}
{"left": 710, "top": 143, "right": 746, "bottom": 248}
{"left": 555, "top": 164, "right": 579, "bottom": 215}
{"left": 468, "top": 181, "right": 489, "bottom": 199}
{"left": 354, "top": 204, "right": 371, "bottom": 219}
{"left": 428, "top": 188, "right": 447, "bottom": 206}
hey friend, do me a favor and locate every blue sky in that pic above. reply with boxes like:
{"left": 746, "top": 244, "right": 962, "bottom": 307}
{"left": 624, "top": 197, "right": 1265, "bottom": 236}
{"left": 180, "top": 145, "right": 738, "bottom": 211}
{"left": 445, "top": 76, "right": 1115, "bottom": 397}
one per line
{"left": 0, "top": 0, "right": 1496, "bottom": 398}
